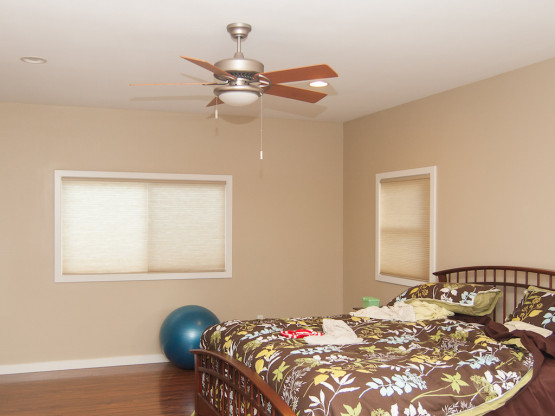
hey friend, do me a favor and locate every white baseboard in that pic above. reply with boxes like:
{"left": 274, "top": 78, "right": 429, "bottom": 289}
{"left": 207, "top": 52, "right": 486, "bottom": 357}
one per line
{"left": 0, "top": 354, "right": 168, "bottom": 375}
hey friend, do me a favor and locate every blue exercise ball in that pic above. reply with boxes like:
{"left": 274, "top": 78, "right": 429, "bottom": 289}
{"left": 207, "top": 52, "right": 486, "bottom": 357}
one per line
{"left": 159, "top": 305, "right": 219, "bottom": 369}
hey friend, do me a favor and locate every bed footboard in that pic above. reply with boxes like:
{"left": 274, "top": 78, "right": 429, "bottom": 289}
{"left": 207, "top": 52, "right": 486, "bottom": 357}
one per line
{"left": 192, "top": 349, "right": 296, "bottom": 416}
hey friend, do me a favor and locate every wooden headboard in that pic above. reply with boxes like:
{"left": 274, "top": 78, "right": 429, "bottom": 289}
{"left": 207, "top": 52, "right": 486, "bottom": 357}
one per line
{"left": 433, "top": 265, "right": 555, "bottom": 322}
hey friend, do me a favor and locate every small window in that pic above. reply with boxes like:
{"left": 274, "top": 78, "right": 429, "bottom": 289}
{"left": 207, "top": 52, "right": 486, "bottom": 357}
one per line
{"left": 54, "top": 171, "right": 232, "bottom": 282}
{"left": 376, "top": 166, "right": 436, "bottom": 286}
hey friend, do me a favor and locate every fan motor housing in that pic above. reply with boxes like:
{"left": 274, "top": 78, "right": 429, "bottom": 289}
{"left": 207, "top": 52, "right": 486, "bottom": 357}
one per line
{"left": 214, "top": 57, "right": 264, "bottom": 81}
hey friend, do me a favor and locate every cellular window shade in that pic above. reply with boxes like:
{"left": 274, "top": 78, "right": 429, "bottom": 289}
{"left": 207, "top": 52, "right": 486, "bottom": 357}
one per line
{"left": 379, "top": 176, "right": 430, "bottom": 281}
{"left": 62, "top": 180, "right": 226, "bottom": 275}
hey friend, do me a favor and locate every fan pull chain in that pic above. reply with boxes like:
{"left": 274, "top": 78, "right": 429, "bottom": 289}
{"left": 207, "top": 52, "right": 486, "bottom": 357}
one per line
{"left": 259, "top": 95, "right": 264, "bottom": 160}
{"left": 215, "top": 100, "right": 219, "bottom": 119}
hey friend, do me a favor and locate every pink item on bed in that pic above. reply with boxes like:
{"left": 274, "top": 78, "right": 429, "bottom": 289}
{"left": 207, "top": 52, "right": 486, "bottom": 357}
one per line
{"left": 280, "top": 329, "right": 323, "bottom": 338}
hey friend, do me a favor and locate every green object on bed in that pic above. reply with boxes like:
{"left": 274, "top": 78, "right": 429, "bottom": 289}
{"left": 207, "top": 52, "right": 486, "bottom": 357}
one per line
{"left": 361, "top": 296, "right": 380, "bottom": 307}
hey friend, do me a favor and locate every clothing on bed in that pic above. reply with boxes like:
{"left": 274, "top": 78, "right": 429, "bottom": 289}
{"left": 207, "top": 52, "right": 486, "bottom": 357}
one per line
{"left": 351, "top": 299, "right": 454, "bottom": 321}
{"left": 304, "top": 318, "right": 362, "bottom": 345}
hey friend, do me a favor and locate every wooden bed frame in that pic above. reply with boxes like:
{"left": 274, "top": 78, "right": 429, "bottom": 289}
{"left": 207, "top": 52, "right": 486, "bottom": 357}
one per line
{"left": 193, "top": 349, "right": 296, "bottom": 416}
{"left": 193, "top": 265, "right": 555, "bottom": 416}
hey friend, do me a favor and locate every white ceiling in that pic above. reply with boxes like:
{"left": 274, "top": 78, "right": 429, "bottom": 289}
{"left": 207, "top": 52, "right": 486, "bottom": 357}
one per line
{"left": 2, "top": 0, "right": 555, "bottom": 122}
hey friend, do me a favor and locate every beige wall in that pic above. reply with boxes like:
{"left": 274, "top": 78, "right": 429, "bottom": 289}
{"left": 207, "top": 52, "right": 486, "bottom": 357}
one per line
{"left": 343, "top": 58, "right": 555, "bottom": 311}
{"left": 0, "top": 103, "right": 343, "bottom": 366}
{"left": 3, "top": 57, "right": 554, "bottom": 368}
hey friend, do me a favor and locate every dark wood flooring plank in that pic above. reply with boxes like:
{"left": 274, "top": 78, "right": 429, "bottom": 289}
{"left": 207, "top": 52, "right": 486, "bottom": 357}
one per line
{"left": 0, "top": 363, "right": 195, "bottom": 416}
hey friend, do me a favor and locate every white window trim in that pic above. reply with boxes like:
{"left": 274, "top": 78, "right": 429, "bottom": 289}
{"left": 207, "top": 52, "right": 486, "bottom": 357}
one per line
{"left": 54, "top": 170, "right": 232, "bottom": 282}
{"left": 375, "top": 166, "right": 437, "bottom": 286}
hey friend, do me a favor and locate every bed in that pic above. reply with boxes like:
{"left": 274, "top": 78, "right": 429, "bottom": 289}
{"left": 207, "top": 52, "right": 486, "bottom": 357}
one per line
{"left": 192, "top": 266, "right": 555, "bottom": 416}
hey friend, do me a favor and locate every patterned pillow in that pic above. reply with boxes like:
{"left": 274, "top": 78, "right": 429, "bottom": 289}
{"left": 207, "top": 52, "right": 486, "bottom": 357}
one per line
{"left": 506, "top": 288, "right": 555, "bottom": 332}
{"left": 388, "top": 282, "right": 501, "bottom": 316}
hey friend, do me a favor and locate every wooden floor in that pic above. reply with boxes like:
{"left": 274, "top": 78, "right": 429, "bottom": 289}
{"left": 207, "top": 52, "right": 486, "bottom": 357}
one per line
{"left": 0, "top": 363, "right": 195, "bottom": 416}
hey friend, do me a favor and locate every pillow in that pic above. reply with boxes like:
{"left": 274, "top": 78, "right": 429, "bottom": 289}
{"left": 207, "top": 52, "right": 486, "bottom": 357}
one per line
{"left": 506, "top": 287, "right": 555, "bottom": 332}
{"left": 526, "top": 285, "right": 555, "bottom": 294}
{"left": 387, "top": 282, "right": 501, "bottom": 316}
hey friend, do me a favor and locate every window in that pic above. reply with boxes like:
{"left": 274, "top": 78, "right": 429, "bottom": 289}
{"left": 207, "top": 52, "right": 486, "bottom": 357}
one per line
{"left": 54, "top": 171, "right": 232, "bottom": 282}
{"left": 376, "top": 166, "right": 436, "bottom": 286}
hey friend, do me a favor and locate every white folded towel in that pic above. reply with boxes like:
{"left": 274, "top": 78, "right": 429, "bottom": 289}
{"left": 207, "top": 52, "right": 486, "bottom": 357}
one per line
{"left": 304, "top": 318, "right": 363, "bottom": 345}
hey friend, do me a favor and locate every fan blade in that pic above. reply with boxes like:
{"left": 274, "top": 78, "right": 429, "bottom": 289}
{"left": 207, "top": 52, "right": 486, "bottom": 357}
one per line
{"left": 206, "top": 97, "right": 224, "bottom": 107}
{"left": 129, "top": 82, "right": 218, "bottom": 86}
{"left": 181, "top": 56, "right": 235, "bottom": 79}
{"left": 260, "top": 64, "right": 338, "bottom": 84}
{"left": 264, "top": 84, "right": 327, "bottom": 103}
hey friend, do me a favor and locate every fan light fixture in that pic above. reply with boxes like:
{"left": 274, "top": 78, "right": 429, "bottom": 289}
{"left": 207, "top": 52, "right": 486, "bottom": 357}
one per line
{"left": 218, "top": 90, "right": 260, "bottom": 106}
{"left": 214, "top": 83, "right": 263, "bottom": 107}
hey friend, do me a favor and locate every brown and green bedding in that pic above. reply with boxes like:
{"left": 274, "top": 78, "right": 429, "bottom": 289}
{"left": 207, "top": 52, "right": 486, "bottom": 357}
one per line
{"left": 201, "top": 315, "right": 536, "bottom": 416}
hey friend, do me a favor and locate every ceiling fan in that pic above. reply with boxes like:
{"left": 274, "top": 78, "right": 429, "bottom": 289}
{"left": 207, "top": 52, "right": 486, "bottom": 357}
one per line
{"left": 131, "top": 23, "right": 338, "bottom": 107}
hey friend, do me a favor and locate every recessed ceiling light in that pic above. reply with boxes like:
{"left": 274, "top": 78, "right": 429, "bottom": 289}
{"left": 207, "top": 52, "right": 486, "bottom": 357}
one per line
{"left": 309, "top": 80, "right": 328, "bottom": 88}
{"left": 20, "top": 56, "right": 47, "bottom": 64}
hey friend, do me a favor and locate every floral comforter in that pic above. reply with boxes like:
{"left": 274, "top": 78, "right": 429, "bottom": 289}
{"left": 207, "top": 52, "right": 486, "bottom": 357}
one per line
{"left": 200, "top": 315, "right": 533, "bottom": 416}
